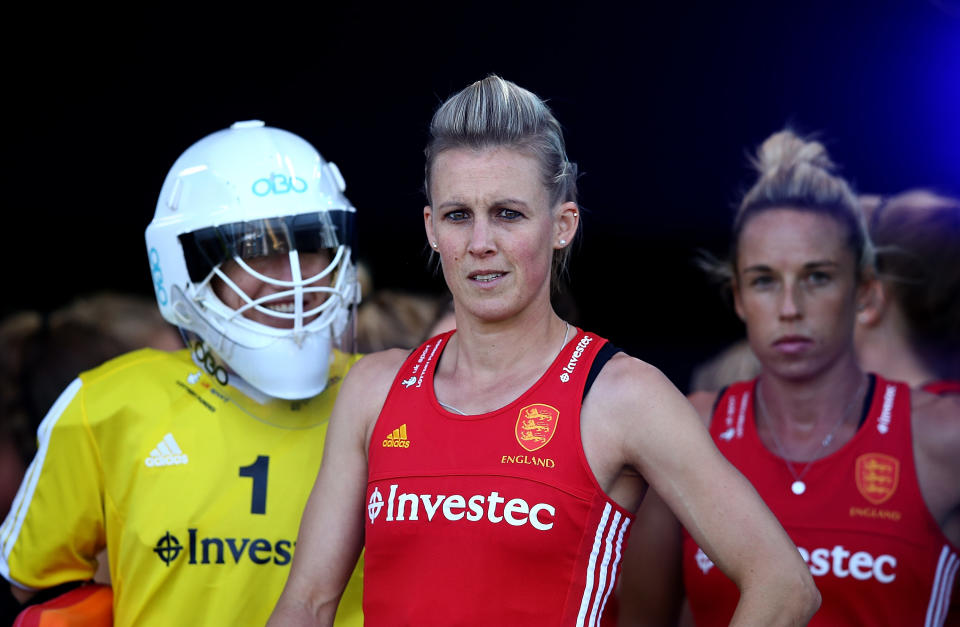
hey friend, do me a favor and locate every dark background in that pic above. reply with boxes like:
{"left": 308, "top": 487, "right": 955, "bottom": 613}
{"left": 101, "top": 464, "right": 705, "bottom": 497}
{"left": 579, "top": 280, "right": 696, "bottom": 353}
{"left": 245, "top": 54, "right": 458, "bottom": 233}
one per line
{"left": 5, "top": 1, "right": 959, "bottom": 391}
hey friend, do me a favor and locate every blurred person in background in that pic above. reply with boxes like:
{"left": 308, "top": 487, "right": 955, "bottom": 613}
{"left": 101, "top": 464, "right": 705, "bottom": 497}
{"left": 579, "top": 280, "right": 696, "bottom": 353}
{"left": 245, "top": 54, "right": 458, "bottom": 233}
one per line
{"left": 855, "top": 190, "right": 960, "bottom": 394}
{"left": 353, "top": 261, "right": 451, "bottom": 353}
{"left": 687, "top": 338, "right": 760, "bottom": 394}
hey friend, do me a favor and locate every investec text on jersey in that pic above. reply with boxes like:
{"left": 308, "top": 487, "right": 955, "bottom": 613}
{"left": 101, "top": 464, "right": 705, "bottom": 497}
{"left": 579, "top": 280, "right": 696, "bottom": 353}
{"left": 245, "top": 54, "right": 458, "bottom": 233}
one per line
{"left": 154, "top": 529, "right": 295, "bottom": 566}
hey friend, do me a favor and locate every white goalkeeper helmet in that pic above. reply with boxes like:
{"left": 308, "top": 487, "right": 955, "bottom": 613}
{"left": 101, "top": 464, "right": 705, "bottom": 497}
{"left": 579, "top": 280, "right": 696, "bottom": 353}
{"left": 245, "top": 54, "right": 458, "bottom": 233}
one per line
{"left": 145, "top": 120, "right": 360, "bottom": 400}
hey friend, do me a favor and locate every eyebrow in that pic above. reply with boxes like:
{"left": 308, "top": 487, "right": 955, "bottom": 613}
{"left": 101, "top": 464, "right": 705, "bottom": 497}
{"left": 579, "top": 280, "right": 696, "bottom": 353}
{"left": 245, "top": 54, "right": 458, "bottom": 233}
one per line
{"left": 741, "top": 260, "right": 840, "bottom": 274}
{"left": 435, "top": 198, "right": 530, "bottom": 211}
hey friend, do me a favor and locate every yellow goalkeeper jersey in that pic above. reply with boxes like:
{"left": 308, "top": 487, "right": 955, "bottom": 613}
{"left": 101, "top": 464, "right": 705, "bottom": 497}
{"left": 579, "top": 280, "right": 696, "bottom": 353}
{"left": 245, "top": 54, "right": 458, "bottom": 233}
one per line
{"left": 0, "top": 347, "right": 363, "bottom": 626}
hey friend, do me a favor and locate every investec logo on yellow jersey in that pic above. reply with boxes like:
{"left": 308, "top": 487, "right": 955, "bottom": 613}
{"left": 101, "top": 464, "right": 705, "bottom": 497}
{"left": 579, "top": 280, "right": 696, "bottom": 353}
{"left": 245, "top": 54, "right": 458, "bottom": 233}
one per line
{"left": 367, "top": 484, "right": 556, "bottom": 531}
{"left": 153, "top": 529, "right": 294, "bottom": 567}
{"left": 383, "top": 424, "right": 411, "bottom": 448}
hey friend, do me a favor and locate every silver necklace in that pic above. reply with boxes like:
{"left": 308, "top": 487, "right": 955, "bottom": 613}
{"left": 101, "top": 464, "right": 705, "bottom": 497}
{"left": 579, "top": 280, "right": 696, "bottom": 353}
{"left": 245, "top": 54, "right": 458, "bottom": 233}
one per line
{"left": 438, "top": 322, "right": 571, "bottom": 415}
{"left": 756, "top": 375, "right": 867, "bottom": 496}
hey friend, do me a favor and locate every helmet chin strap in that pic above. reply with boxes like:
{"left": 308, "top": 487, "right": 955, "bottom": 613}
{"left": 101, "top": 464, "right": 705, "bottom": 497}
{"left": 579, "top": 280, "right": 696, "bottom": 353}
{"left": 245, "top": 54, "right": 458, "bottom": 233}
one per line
{"left": 171, "top": 285, "right": 236, "bottom": 357}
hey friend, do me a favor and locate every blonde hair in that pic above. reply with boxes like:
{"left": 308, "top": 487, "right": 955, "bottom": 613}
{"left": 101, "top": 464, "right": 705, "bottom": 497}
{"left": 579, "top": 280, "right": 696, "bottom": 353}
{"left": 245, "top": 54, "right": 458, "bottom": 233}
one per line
{"left": 424, "top": 75, "right": 578, "bottom": 286}
{"left": 724, "top": 130, "right": 872, "bottom": 280}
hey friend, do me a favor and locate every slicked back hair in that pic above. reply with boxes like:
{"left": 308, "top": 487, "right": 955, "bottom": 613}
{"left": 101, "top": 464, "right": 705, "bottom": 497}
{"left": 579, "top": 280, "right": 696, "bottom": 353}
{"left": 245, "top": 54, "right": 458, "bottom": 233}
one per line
{"left": 424, "top": 76, "right": 578, "bottom": 287}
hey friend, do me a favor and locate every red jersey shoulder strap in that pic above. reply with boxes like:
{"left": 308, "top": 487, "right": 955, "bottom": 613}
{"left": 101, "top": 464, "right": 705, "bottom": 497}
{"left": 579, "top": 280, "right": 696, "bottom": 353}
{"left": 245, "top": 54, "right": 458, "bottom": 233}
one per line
{"left": 385, "top": 331, "right": 453, "bottom": 396}
{"left": 862, "top": 374, "right": 912, "bottom": 445}
{"left": 709, "top": 379, "right": 756, "bottom": 438}
{"left": 549, "top": 329, "right": 608, "bottom": 391}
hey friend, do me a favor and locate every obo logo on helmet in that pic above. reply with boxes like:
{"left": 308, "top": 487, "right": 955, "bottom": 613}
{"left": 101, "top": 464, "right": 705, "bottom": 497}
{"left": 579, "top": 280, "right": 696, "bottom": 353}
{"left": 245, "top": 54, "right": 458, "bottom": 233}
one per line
{"left": 149, "top": 247, "right": 167, "bottom": 306}
{"left": 251, "top": 173, "right": 308, "bottom": 197}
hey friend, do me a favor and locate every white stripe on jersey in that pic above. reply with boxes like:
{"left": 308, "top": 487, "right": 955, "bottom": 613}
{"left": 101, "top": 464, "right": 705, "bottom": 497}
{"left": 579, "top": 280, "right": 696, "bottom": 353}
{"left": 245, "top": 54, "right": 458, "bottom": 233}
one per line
{"left": 577, "top": 502, "right": 612, "bottom": 627}
{"left": 588, "top": 510, "right": 623, "bottom": 626}
{"left": 0, "top": 378, "right": 83, "bottom": 580}
{"left": 925, "top": 545, "right": 959, "bottom": 627}
{"left": 598, "top": 517, "right": 631, "bottom": 620}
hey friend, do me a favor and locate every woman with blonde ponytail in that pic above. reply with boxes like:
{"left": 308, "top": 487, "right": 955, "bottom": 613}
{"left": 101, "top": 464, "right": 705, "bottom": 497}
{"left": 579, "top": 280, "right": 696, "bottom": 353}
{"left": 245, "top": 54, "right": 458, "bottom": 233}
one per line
{"left": 621, "top": 130, "right": 960, "bottom": 626}
{"left": 270, "top": 82, "right": 820, "bottom": 627}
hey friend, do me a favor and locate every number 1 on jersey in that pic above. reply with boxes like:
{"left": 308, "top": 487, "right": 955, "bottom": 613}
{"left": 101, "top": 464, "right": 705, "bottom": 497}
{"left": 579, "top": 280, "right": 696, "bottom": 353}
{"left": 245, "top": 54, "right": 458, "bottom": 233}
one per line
{"left": 239, "top": 455, "right": 269, "bottom": 515}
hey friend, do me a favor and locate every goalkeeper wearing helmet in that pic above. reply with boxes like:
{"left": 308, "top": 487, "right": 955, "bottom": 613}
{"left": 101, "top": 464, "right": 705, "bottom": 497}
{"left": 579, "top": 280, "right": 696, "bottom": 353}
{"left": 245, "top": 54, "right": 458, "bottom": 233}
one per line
{"left": 0, "top": 121, "right": 364, "bottom": 626}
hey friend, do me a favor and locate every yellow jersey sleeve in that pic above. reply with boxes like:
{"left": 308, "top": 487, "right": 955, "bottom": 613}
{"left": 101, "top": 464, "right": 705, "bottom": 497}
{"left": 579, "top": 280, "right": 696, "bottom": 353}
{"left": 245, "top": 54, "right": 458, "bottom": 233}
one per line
{"left": 0, "top": 377, "right": 105, "bottom": 589}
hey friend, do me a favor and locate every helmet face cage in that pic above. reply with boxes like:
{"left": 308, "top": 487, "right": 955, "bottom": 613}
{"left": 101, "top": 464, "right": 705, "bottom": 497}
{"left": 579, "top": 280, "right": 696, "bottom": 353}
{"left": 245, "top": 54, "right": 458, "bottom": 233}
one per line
{"left": 145, "top": 121, "right": 360, "bottom": 399}
{"left": 182, "top": 211, "right": 357, "bottom": 341}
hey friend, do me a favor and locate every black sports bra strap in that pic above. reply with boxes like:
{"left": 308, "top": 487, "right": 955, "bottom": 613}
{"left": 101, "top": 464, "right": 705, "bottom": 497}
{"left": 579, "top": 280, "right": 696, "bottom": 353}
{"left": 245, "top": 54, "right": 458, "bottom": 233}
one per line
{"left": 711, "top": 385, "right": 730, "bottom": 416}
{"left": 858, "top": 373, "right": 877, "bottom": 429}
{"left": 583, "top": 342, "right": 622, "bottom": 401}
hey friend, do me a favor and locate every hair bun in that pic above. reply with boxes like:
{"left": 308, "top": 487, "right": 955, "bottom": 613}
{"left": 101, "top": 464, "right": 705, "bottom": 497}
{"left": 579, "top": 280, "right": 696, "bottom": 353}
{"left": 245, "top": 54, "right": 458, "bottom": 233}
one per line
{"left": 753, "top": 130, "right": 834, "bottom": 177}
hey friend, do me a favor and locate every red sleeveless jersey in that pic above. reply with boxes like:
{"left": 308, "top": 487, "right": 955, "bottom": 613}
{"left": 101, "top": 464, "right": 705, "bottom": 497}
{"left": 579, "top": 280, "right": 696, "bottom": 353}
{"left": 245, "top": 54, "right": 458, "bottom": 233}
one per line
{"left": 364, "top": 330, "right": 632, "bottom": 626}
{"left": 682, "top": 375, "right": 959, "bottom": 626}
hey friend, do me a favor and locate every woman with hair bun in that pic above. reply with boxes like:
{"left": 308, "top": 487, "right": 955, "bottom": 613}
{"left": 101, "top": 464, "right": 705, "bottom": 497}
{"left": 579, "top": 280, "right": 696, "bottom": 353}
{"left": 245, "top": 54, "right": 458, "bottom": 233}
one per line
{"left": 621, "top": 131, "right": 960, "bottom": 626}
{"left": 855, "top": 189, "right": 960, "bottom": 394}
{"left": 270, "top": 79, "right": 819, "bottom": 626}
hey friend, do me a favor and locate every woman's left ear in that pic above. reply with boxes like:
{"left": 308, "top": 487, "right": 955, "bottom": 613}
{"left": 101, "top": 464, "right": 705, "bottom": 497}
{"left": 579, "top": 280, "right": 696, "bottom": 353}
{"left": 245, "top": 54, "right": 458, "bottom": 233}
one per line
{"left": 424, "top": 205, "right": 437, "bottom": 250}
{"left": 554, "top": 202, "right": 579, "bottom": 248}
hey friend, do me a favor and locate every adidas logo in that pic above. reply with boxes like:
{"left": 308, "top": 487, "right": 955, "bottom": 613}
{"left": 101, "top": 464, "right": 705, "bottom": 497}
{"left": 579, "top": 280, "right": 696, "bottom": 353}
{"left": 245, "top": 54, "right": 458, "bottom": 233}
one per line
{"left": 145, "top": 433, "right": 189, "bottom": 467}
{"left": 382, "top": 424, "right": 411, "bottom": 448}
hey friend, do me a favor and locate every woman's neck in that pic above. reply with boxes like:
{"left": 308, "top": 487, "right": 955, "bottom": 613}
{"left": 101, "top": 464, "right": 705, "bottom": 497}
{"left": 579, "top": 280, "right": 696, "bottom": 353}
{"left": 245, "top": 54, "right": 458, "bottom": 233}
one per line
{"left": 434, "top": 303, "right": 570, "bottom": 414}
{"left": 758, "top": 352, "right": 866, "bottom": 432}
{"left": 856, "top": 306, "right": 937, "bottom": 388}
{"left": 755, "top": 352, "right": 870, "bottom": 461}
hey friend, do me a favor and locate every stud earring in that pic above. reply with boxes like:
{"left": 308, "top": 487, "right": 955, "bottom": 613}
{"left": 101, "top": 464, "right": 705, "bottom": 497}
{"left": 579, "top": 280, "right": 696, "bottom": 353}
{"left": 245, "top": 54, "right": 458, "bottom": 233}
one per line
{"left": 558, "top": 239, "right": 567, "bottom": 246}
{"left": 431, "top": 241, "right": 439, "bottom": 249}
{"left": 572, "top": 212, "right": 578, "bottom": 217}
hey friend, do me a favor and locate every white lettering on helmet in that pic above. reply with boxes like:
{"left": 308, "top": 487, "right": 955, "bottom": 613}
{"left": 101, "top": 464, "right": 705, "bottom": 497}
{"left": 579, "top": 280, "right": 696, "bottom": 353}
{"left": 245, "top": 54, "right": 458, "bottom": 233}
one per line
{"left": 376, "top": 484, "right": 555, "bottom": 531}
{"left": 797, "top": 545, "right": 897, "bottom": 583}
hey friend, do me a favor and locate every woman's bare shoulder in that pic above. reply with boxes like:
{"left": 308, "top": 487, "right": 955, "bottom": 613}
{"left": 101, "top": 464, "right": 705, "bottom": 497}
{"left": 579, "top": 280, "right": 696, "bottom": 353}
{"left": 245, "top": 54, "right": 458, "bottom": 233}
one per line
{"left": 338, "top": 348, "right": 412, "bottom": 413}
{"left": 588, "top": 352, "right": 687, "bottom": 416}
{"left": 350, "top": 348, "right": 411, "bottom": 379}
{"left": 912, "top": 389, "right": 960, "bottom": 459}
{"left": 596, "top": 351, "right": 666, "bottom": 383}
{"left": 587, "top": 353, "right": 720, "bottom": 426}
